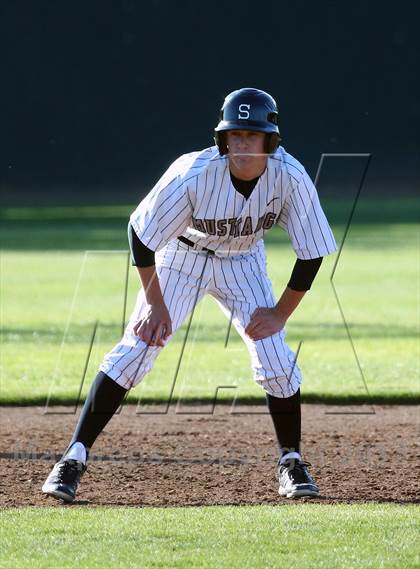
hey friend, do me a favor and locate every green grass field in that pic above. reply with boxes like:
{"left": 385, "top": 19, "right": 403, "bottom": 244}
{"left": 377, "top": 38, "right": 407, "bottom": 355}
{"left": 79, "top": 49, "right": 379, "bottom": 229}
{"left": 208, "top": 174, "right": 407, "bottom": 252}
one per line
{"left": 1, "top": 197, "right": 419, "bottom": 569}
{"left": 1, "top": 504, "right": 419, "bottom": 569}
{"left": 1, "top": 199, "right": 418, "bottom": 405}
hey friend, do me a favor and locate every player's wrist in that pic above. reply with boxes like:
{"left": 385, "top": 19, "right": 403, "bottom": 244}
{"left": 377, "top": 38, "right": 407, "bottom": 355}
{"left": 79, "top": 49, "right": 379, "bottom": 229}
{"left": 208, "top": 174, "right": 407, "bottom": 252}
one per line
{"left": 273, "top": 303, "right": 289, "bottom": 321}
{"left": 144, "top": 295, "right": 166, "bottom": 310}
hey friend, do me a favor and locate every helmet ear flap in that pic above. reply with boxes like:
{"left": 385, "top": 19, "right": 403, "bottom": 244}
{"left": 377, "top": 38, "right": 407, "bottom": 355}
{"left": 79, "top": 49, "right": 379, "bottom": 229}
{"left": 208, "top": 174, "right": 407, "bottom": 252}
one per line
{"left": 214, "top": 131, "right": 228, "bottom": 156}
{"left": 265, "top": 133, "right": 281, "bottom": 154}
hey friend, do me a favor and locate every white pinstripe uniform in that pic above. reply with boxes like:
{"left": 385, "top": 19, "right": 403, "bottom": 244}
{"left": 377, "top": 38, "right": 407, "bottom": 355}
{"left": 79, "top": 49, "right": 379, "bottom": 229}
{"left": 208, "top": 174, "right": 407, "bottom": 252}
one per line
{"left": 99, "top": 145, "right": 337, "bottom": 398}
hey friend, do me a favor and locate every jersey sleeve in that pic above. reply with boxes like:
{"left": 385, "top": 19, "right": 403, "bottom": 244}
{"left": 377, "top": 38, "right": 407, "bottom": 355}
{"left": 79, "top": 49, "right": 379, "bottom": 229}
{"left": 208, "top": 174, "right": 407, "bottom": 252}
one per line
{"left": 278, "top": 170, "right": 337, "bottom": 259}
{"left": 129, "top": 168, "right": 193, "bottom": 252}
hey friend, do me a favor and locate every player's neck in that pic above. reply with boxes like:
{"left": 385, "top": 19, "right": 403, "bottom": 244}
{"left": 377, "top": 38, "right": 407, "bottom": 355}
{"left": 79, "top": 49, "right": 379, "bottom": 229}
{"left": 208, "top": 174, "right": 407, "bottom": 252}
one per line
{"left": 230, "top": 171, "right": 260, "bottom": 200}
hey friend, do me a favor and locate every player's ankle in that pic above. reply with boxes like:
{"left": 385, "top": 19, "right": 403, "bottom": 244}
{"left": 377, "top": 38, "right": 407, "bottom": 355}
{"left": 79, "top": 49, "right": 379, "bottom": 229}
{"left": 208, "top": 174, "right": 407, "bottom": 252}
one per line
{"left": 280, "top": 450, "right": 302, "bottom": 464}
{"left": 62, "top": 441, "right": 88, "bottom": 465}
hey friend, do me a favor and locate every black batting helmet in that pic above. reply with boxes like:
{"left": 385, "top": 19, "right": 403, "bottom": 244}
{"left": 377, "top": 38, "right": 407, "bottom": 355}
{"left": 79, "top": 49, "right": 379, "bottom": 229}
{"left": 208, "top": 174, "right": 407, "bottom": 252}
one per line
{"left": 214, "top": 88, "right": 281, "bottom": 156}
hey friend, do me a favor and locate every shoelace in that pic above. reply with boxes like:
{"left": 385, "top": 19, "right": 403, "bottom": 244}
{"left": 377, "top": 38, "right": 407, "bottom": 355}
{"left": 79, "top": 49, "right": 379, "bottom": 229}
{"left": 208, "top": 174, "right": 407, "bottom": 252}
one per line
{"left": 55, "top": 461, "right": 82, "bottom": 484}
{"left": 281, "top": 460, "right": 313, "bottom": 484}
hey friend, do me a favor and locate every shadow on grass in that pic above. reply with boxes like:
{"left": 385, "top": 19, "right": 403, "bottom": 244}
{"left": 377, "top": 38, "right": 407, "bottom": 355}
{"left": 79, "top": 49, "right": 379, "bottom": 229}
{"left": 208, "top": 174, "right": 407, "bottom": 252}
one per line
{"left": 1, "top": 321, "right": 418, "bottom": 344}
{"left": 1, "top": 392, "right": 419, "bottom": 406}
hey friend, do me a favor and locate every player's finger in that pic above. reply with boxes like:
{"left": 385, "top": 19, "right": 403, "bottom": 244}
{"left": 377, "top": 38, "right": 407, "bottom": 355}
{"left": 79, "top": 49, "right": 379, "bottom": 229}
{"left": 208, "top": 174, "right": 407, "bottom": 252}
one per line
{"left": 151, "top": 323, "right": 167, "bottom": 347}
{"left": 134, "top": 317, "right": 150, "bottom": 336}
{"left": 147, "top": 333, "right": 161, "bottom": 347}
{"left": 249, "top": 318, "right": 271, "bottom": 338}
{"left": 139, "top": 329, "right": 152, "bottom": 344}
{"left": 134, "top": 325, "right": 146, "bottom": 339}
{"left": 157, "top": 318, "right": 172, "bottom": 341}
{"left": 137, "top": 322, "right": 156, "bottom": 344}
{"left": 135, "top": 324, "right": 151, "bottom": 342}
{"left": 150, "top": 319, "right": 172, "bottom": 346}
{"left": 249, "top": 327, "right": 268, "bottom": 341}
{"left": 246, "top": 325, "right": 260, "bottom": 338}
{"left": 245, "top": 323, "right": 255, "bottom": 335}
{"left": 245, "top": 315, "right": 262, "bottom": 335}
{"left": 164, "top": 320, "right": 172, "bottom": 337}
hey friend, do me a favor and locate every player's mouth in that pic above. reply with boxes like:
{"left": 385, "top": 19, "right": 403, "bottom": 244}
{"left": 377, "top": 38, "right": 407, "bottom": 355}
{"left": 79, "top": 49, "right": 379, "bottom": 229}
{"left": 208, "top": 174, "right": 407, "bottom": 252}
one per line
{"left": 232, "top": 153, "right": 255, "bottom": 162}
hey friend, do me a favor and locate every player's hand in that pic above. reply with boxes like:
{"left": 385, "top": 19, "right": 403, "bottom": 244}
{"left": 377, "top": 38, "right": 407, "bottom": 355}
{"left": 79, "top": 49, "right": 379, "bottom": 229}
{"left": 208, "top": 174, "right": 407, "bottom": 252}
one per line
{"left": 245, "top": 307, "right": 286, "bottom": 341}
{"left": 133, "top": 302, "right": 172, "bottom": 347}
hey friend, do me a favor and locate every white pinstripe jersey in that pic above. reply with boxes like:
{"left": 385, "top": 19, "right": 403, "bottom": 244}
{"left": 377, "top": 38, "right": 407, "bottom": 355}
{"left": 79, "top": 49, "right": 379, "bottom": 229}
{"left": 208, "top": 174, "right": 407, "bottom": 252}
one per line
{"left": 130, "top": 145, "right": 337, "bottom": 259}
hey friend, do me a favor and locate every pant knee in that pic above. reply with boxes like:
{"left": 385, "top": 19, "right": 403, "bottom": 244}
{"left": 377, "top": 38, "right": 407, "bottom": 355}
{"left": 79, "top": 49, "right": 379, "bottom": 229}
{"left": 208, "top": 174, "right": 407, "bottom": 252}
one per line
{"left": 99, "top": 341, "right": 159, "bottom": 390}
{"left": 258, "top": 374, "right": 301, "bottom": 399}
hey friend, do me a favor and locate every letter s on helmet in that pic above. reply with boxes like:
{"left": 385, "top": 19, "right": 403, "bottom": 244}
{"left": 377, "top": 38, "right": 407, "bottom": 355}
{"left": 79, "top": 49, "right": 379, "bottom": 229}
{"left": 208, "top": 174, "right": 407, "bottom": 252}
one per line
{"left": 214, "top": 88, "right": 281, "bottom": 156}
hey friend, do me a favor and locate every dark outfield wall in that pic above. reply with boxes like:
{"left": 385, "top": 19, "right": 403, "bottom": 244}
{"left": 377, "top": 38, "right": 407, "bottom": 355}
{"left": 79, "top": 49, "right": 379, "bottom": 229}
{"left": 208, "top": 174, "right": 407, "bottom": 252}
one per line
{"left": 1, "top": 0, "right": 418, "bottom": 204}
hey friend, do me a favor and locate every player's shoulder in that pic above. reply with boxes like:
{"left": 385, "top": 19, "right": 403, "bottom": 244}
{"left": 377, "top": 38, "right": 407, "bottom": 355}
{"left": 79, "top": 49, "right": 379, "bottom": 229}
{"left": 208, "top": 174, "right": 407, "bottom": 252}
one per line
{"left": 151, "top": 147, "right": 223, "bottom": 196}
{"left": 168, "top": 146, "right": 224, "bottom": 181}
{"left": 270, "top": 146, "right": 307, "bottom": 183}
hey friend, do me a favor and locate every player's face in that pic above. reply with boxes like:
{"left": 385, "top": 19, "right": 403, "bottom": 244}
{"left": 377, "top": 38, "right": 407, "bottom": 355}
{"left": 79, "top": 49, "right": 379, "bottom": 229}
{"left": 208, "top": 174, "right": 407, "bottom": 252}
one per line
{"left": 226, "top": 130, "right": 267, "bottom": 180}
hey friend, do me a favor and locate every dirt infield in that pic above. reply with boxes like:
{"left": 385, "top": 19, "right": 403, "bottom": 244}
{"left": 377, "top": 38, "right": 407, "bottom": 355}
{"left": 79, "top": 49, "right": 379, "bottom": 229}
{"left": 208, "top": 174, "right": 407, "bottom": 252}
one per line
{"left": 0, "top": 404, "right": 418, "bottom": 507}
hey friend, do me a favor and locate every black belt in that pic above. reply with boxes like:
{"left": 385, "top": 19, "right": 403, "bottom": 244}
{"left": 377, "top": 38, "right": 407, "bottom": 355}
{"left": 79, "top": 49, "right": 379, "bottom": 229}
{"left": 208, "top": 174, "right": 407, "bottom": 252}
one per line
{"left": 178, "top": 236, "right": 215, "bottom": 255}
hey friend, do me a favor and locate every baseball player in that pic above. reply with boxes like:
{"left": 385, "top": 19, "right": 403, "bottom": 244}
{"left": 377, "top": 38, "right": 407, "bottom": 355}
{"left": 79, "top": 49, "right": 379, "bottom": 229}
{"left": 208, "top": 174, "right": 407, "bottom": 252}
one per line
{"left": 42, "top": 88, "right": 337, "bottom": 502}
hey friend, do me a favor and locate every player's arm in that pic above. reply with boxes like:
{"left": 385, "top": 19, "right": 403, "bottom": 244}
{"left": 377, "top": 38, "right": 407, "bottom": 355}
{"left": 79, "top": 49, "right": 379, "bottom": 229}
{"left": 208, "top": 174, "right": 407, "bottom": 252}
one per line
{"left": 245, "top": 257, "right": 322, "bottom": 341}
{"left": 128, "top": 224, "right": 172, "bottom": 347}
{"left": 127, "top": 161, "right": 194, "bottom": 345}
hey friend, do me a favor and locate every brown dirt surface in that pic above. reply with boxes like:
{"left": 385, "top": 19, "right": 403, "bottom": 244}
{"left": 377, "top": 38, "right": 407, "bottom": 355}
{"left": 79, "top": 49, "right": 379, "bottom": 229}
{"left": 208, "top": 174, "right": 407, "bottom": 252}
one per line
{"left": 0, "top": 404, "right": 418, "bottom": 507}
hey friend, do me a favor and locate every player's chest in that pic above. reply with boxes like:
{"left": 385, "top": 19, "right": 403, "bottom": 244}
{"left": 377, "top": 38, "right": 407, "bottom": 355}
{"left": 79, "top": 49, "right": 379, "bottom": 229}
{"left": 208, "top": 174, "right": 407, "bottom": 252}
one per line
{"left": 191, "top": 167, "right": 282, "bottom": 220}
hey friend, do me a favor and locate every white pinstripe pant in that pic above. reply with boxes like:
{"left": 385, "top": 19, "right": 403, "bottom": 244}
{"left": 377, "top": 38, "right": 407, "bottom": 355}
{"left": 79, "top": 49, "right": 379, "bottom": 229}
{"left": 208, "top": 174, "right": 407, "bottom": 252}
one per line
{"left": 99, "top": 239, "right": 301, "bottom": 398}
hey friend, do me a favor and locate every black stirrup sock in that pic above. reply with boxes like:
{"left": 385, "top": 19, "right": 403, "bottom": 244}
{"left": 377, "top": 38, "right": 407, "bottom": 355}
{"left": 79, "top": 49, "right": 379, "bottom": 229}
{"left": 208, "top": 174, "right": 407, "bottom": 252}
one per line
{"left": 64, "top": 371, "right": 128, "bottom": 456}
{"left": 266, "top": 389, "right": 301, "bottom": 456}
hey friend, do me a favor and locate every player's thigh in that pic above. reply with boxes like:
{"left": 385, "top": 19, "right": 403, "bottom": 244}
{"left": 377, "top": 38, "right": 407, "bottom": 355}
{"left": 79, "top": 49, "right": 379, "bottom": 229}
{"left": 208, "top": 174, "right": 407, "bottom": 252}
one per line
{"left": 212, "top": 254, "right": 301, "bottom": 397}
{"left": 212, "top": 251, "right": 276, "bottom": 325}
{"left": 100, "top": 262, "right": 208, "bottom": 389}
{"left": 127, "top": 261, "right": 208, "bottom": 332}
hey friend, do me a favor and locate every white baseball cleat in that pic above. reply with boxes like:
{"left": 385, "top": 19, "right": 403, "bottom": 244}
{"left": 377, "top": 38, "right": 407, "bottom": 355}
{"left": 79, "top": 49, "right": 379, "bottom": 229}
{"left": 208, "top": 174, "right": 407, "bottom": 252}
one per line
{"left": 278, "top": 458, "right": 319, "bottom": 498}
{"left": 42, "top": 459, "right": 86, "bottom": 503}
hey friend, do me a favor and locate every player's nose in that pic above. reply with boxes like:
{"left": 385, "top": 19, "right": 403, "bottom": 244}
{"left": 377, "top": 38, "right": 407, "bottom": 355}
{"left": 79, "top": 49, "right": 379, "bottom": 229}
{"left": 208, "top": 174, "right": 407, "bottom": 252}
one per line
{"left": 237, "top": 135, "right": 249, "bottom": 150}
